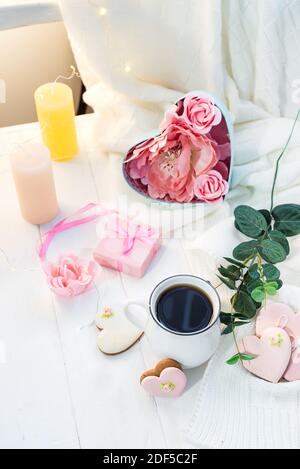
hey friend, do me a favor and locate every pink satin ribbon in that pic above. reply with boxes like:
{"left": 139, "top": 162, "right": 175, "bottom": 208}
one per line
{"left": 108, "top": 218, "right": 157, "bottom": 272}
{"left": 39, "top": 203, "right": 117, "bottom": 261}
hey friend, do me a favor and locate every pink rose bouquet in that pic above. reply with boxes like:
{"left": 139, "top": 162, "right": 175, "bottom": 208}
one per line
{"left": 124, "top": 92, "right": 231, "bottom": 204}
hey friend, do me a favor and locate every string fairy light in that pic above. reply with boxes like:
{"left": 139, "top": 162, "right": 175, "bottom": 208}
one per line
{"left": 124, "top": 64, "right": 132, "bottom": 74}
{"left": 0, "top": 247, "right": 39, "bottom": 273}
{"left": 98, "top": 7, "right": 107, "bottom": 16}
{"left": 88, "top": 0, "right": 136, "bottom": 80}
{"left": 88, "top": 0, "right": 108, "bottom": 14}
{"left": 53, "top": 65, "right": 81, "bottom": 87}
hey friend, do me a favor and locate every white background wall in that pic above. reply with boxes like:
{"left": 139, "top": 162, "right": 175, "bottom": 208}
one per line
{"left": 0, "top": 20, "right": 81, "bottom": 127}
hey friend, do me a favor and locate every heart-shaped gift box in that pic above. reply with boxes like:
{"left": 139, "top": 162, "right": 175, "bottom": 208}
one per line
{"left": 123, "top": 91, "right": 234, "bottom": 206}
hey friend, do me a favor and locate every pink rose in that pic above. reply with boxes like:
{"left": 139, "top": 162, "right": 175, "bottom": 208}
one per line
{"left": 194, "top": 170, "right": 229, "bottom": 204}
{"left": 127, "top": 132, "right": 168, "bottom": 163}
{"left": 126, "top": 129, "right": 219, "bottom": 203}
{"left": 161, "top": 92, "right": 222, "bottom": 136}
{"left": 43, "top": 253, "right": 96, "bottom": 297}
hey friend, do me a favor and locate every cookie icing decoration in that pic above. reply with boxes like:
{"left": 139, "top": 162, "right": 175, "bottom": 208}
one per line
{"left": 96, "top": 303, "right": 144, "bottom": 355}
{"left": 239, "top": 327, "right": 292, "bottom": 384}
{"left": 140, "top": 359, "right": 187, "bottom": 398}
{"left": 101, "top": 307, "right": 114, "bottom": 319}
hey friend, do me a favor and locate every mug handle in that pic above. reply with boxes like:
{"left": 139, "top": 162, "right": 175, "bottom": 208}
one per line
{"left": 123, "top": 299, "right": 149, "bottom": 331}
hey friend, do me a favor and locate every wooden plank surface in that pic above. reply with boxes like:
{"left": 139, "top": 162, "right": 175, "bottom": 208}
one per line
{"left": 0, "top": 115, "right": 204, "bottom": 449}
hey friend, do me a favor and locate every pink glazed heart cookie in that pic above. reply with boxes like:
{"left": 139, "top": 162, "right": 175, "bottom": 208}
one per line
{"left": 284, "top": 338, "right": 300, "bottom": 382}
{"left": 256, "top": 303, "right": 300, "bottom": 338}
{"left": 140, "top": 359, "right": 187, "bottom": 398}
{"left": 239, "top": 327, "right": 292, "bottom": 384}
{"left": 256, "top": 303, "right": 300, "bottom": 381}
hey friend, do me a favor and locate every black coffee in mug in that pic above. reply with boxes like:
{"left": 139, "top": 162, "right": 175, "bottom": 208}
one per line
{"left": 156, "top": 284, "right": 213, "bottom": 334}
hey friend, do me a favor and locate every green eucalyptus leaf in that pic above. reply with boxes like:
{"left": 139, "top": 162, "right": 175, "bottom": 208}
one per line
{"left": 262, "top": 264, "right": 280, "bottom": 281}
{"left": 227, "top": 265, "right": 242, "bottom": 280}
{"left": 217, "top": 276, "right": 237, "bottom": 291}
{"left": 258, "top": 239, "right": 287, "bottom": 264}
{"left": 218, "top": 266, "right": 230, "bottom": 278}
{"left": 264, "top": 282, "right": 279, "bottom": 296}
{"left": 234, "top": 313, "right": 252, "bottom": 321}
{"left": 273, "top": 204, "right": 300, "bottom": 237}
{"left": 259, "top": 209, "right": 272, "bottom": 227}
{"left": 224, "top": 257, "right": 245, "bottom": 268}
{"left": 233, "top": 241, "right": 258, "bottom": 261}
{"left": 266, "top": 287, "right": 277, "bottom": 296}
{"left": 232, "top": 291, "right": 257, "bottom": 318}
{"left": 220, "top": 312, "right": 233, "bottom": 326}
{"left": 276, "top": 279, "right": 283, "bottom": 290}
{"left": 218, "top": 265, "right": 241, "bottom": 281}
{"left": 235, "top": 321, "right": 250, "bottom": 328}
{"left": 246, "top": 278, "right": 264, "bottom": 293}
{"left": 226, "top": 354, "right": 241, "bottom": 366}
{"left": 248, "top": 264, "right": 260, "bottom": 280}
{"left": 240, "top": 354, "right": 256, "bottom": 362}
{"left": 265, "top": 281, "right": 279, "bottom": 289}
{"left": 234, "top": 205, "right": 268, "bottom": 239}
{"left": 251, "top": 287, "right": 265, "bottom": 303}
{"left": 268, "top": 230, "right": 290, "bottom": 255}
{"left": 222, "top": 324, "right": 235, "bottom": 335}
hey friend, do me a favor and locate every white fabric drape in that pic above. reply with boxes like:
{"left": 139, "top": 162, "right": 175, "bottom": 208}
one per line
{"left": 59, "top": 0, "right": 300, "bottom": 152}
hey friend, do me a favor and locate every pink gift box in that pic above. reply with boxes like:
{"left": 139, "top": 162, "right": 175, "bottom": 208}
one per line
{"left": 93, "top": 217, "right": 161, "bottom": 278}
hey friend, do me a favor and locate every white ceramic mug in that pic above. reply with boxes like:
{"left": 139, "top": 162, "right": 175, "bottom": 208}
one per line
{"left": 124, "top": 275, "right": 221, "bottom": 369}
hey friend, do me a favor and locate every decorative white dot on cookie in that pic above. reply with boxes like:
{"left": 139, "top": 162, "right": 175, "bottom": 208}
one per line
{"left": 96, "top": 303, "right": 144, "bottom": 355}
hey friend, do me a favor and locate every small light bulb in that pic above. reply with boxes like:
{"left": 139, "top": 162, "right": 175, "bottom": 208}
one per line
{"left": 98, "top": 7, "right": 107, "bottom": 16}
{"left": 124, "top": 64, "right": 132, "bottom": 74}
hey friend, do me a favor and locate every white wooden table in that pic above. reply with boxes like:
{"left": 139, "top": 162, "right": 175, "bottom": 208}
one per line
{"left": 0, "top": 114, "right": 206, "bottom": 449}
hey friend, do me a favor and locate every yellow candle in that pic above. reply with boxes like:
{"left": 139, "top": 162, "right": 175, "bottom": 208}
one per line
{"left": 35, "top": 83, "right": 78, "bottom": 162}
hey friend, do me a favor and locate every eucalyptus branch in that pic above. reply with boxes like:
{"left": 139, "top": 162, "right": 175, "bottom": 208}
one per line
{"left": 270, "top": 109, "right": 300, "bottom": 212}
{"left": 219, "top": 109, "right": 300, "bottom": 366}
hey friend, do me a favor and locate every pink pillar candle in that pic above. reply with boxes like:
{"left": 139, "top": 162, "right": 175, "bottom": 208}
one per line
{"left": 10, "top": 142, "right": 59, "bottom": 225}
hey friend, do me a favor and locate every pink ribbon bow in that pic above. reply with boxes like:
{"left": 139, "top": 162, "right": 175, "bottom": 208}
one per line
{"left": 108, "top": 218, "right": 157, "bottom": 272}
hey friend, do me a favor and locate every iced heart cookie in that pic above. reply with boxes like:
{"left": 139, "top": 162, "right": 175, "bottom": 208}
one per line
{"left": 256, "top": 303, "right": 300, "bottom": 338}
{"left": 96, "top": 304, "right": 144, "bottom": 355}
{"left": 256, "top": 303, "right": 300, "bottom": 382}
{"left": 140, "top": 359, "right": 187, "bottom": 398}
{"left": 239, "top": 327, "right": 292, "bottom": 384}
{"left": 284, "top": 338, "right": 300, "bottom": 382}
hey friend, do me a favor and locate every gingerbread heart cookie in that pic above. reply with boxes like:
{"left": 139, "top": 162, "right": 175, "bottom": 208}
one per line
{"left": 96, "top": 304, "right": 144, "bottom": 355}
{"left": 239, "top": 327, "right": 292, "bottom": 384}
{"left": 140, "top": 359, "right": 187, "bottom": 398}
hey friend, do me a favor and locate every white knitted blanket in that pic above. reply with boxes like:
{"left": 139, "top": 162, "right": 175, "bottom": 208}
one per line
{"left": 184, "top": 222, "right": 300, "bottom": 450}
{"left": 185, "top": 322, "right": 300, "bottom": 449}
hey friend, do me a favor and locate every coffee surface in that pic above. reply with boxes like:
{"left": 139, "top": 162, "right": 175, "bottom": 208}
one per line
{"left": 156, "top": 285, "right": 213, "bottom": 334}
